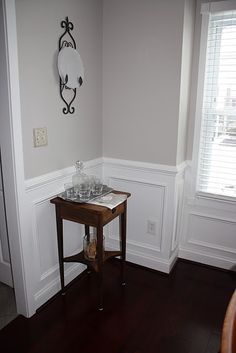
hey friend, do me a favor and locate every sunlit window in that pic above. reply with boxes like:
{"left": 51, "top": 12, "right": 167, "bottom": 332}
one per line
{"left": 197, "top": 10, "right": 236, "bottom": 198}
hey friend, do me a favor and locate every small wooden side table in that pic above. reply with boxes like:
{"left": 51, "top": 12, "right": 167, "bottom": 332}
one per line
{"left": 50, "top": 190, "right": 131, "bottom": 310}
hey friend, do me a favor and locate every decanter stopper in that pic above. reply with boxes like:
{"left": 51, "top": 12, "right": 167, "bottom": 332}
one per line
{"left": 75, "top": 160, "right": 84, "bottom": 172}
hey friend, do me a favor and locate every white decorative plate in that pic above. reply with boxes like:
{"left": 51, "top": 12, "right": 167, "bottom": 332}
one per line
{"left": 58, "top": 46, "right": 84, "bottom": 89}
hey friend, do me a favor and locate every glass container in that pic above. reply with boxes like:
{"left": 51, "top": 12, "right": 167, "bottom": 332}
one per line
{"left": 83, "top": 233, "right": 104, "bottom": 261}
{"left": 72, "top": 161, "right": 86, "bottom": 196}
{"left": 83, "top": 233, "right": 97, "bottom": 261}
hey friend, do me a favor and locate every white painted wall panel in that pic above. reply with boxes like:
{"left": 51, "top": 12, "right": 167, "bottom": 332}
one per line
{"left": 103, "top": 158, "right": 184, "bottom": 272}
{"left": 108, "top": 177, "right": 164, "bottom": 252}
{"left": 34, "top": 201, "right": 59, "bottom": 276}
{"left": 35, "top": 199, "right": 84, "bottom": 277}
{"left": 188, "top": 214, "right": 236, "bottom": 254}
{"left": 179, "top": 163, "right": 236, "bottom": 270}
{"left": 26, "top": 159, "right": 102, "bottom": 311}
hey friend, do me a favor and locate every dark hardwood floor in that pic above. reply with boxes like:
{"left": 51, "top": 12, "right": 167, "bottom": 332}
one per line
{"left": 0, "top": 259, "right": 235, "bottom": 353}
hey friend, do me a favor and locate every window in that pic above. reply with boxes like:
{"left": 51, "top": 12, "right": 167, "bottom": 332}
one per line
{"left": 197, "top": 2, "right": 236, "bottom": 199}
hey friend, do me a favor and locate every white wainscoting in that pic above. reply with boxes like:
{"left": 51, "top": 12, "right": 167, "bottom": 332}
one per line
{"left": 179, "top": 162, "right": 236, "bottom": 270}
{"left": 23, "top": 157, "right": 236, "bottom": 314}
{"left": 25, "top": 157, "right": 186, "bottom": 313}
{"left": 103, "top": 158, "right": 186, "bottom": 273}
{"left": 25, "top": 158, "right": 103, "bottom": 310}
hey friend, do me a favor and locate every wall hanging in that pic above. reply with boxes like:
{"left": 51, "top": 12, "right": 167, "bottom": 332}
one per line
{"left": 58, "top": 17, "right": 84, "bottom": 114}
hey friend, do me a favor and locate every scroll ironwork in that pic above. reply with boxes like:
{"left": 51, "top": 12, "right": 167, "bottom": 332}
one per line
{"left": 58, "top": 17, "right": 79, "bottom": 115}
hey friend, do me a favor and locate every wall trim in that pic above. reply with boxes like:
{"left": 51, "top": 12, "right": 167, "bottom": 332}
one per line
{"left": 2, "top": 0, "right": 30, "bottom": 317}
{"left": 34, "top": 263, "right": 85, "bottom": 307}
{"left": 103, "top": 157, "right": 187, "bottom": 176}
{"left": 107, "top": 175, "right": 168, "bottom": 188}
{"left": 188, "top": 238, "right": 236, "bottom": 255}
{"left": 179, "top": 247, "right": 236, "bottom": 271}
{"left": 126, "top": 246, "right": 179, "bottom": 274}
{"left": 25, "top": 157, "right": 186, "bottom": 192}
{"left": 25, "top": 166, "right": 74, "bottom": 192}
{"left": 25, "top": 157, "right": 103, "bottom": 192}
{"left": 189, "top": 211, "right": 236, "bottom": 227}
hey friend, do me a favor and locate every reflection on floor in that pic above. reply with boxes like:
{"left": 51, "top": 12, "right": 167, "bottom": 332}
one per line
{"left": 0, "top": 282, "right": 18, "bottom": 330}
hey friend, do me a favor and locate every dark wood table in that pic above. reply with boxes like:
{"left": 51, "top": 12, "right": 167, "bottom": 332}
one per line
{"left": 50, "top": 190, "right": 131, "bottom": 310}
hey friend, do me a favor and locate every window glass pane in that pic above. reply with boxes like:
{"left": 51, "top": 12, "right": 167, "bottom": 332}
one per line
{"left": 198, "top": 10, "right": 236, "bottom": 198}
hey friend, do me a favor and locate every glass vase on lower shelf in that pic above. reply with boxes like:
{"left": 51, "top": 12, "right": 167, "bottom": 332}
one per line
{"left": 83, "top": 233, "right": 104, "bottom": 261}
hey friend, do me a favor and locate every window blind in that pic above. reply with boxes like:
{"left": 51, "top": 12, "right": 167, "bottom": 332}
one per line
{"left": 198, "top": 9, "right": 236, "bottom": 198}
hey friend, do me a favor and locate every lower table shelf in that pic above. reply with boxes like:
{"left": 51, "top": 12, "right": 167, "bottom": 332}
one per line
{"left": 64, "top": 250, "right": 121, "bottom": 272}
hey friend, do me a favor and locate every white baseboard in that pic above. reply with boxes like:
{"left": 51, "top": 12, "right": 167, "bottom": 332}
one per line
{"left": 34, "top": 263, "right": 86, "bottom": 308}
{"left": 126, "top": 246, "right": 179, "bottom": 273}
{"left": 179, "top": 247, "right": 236, "bottom": 271}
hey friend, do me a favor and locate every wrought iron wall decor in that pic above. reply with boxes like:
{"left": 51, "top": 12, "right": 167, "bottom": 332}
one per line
{"left": 58, "top": 17, "right": 84, "bottom": 114}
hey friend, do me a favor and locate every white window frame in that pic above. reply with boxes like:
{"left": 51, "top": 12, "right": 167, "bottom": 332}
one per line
{"left": 192, "top": 0, "right": 236, "bottom": 203}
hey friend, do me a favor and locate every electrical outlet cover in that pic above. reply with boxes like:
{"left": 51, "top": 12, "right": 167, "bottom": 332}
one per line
{"left": 33, "top": 127, "right": 48, "bottom": 147}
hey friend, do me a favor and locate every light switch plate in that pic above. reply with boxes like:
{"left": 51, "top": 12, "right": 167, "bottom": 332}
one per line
{"left": 33, "top": 127, "right": 48, "bottom": 147}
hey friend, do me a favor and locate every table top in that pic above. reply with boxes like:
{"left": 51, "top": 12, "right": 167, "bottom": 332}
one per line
{"left": 50, "top": 190, "right": 131, "bottom": 216}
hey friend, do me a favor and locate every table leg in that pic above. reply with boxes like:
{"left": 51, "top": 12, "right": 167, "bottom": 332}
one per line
{"left": 84, "top": 225, "right": 91, "bottom": 274}
{"left": 85, "top": 224, "right": 90, "bottom": 239}
{"left": 120, "top": 200, "right": 127, "bottom": 286}
{"left": 97, "top": 224, "right": 104, "bottom": 311}
{"left": 55, "top": 206, "right": 65, "bottom": 294}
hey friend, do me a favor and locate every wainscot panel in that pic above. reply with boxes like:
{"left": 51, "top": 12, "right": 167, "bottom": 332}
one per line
{"left": 103, "top": 158, "right": 186, "bottom": 273}
{"left": 179, "top": 162, "right": 236, "bottom": 271}
{"left": 25, "top": 158, "right": 103, "bottom": 311}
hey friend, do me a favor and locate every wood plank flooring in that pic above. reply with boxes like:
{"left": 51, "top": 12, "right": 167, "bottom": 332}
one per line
{"left": 0, "top": 259, "right": 235, "bottom": 353}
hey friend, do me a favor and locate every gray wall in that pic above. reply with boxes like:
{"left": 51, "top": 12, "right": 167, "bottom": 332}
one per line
{"left": 15, "top": 0, "right": 196, "bottom": 178}
{"left": 15, "top": 0, "right": 103, "bottom": 178}
{"left": 103, "top": 0, "right": 194, "bottom": 166}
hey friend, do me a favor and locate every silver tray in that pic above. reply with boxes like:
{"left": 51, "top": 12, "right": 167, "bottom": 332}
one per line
{"left": 58, "top": 185, "right": 113, "bottom": 203}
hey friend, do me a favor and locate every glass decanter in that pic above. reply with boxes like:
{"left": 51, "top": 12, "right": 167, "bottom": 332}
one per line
{"left": 72, "top": 161, "right": 91, "bottom": 200}
{"left": 72, "top": 161, "right": 86, "bottom": 196}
